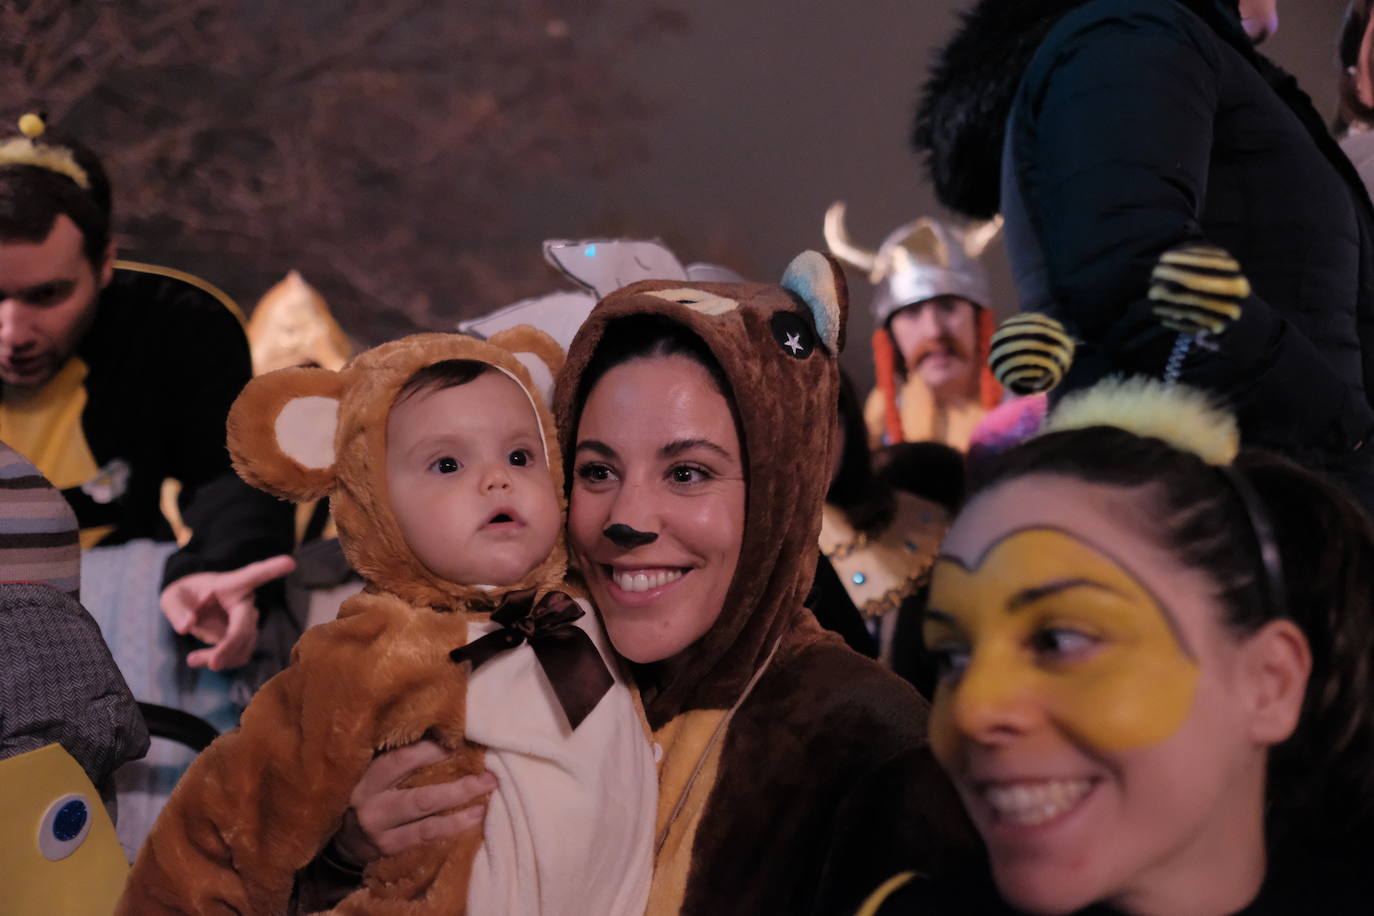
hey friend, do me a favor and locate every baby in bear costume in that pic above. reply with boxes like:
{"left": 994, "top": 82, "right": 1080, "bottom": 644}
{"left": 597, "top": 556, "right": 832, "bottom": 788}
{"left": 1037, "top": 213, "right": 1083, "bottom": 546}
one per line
{"left": 119, "top": 329, "right": 656, "bottom": 915}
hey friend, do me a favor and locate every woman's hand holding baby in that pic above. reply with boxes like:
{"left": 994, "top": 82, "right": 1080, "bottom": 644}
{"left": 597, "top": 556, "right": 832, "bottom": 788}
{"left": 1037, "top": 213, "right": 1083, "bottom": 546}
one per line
{"left": 331, "top": 740, "right": 497, "bottom": 866}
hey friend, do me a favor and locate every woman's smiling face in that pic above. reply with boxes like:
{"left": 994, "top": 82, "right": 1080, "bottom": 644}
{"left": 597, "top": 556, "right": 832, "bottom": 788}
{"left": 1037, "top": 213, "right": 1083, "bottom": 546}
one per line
{"left": 925, "top": 474, "right": 1275, "bottom": 915}
{"left": 568, "top": 354, "right": 746, "bottom": 664}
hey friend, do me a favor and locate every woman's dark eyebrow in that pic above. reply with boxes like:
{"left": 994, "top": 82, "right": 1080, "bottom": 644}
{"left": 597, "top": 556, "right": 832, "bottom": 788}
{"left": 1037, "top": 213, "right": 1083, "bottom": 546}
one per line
{"left": 660, "top": 438, "right": 732, "bottom": 461}
{"left": 923, "top": 607, "right": 956, "bottom": 626}
{"left": 1008, "top": 578, "right": 1120, "bottom": 611}
{"left": 575, "top": 440, "right": 617, "bottom": 459}
{"left": 923, "top": 580, "right": 1117, "bottom": 624}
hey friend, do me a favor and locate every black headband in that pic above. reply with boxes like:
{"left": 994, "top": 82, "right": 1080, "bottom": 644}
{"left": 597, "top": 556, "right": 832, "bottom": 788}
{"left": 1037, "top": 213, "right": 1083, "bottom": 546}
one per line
{"left": 1220, "top": 466, "right": 1289, "bottom": 619}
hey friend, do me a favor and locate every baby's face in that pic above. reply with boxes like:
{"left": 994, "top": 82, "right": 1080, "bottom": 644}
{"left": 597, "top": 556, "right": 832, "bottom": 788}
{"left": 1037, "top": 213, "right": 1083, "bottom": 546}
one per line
{"left": 386, "top": 369, "right": 561, "bottom": 587}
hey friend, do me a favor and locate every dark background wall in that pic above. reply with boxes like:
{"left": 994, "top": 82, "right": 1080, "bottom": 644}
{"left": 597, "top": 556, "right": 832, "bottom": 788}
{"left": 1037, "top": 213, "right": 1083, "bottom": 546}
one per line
{"left": 531, "top": 0, "right": 1356, "bottom": 389}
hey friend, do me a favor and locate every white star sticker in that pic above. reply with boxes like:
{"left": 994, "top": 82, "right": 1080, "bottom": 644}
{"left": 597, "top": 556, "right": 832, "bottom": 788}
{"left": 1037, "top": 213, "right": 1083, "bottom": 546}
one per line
{"left": 783, "top": 331, "right": 804, "bottom": 355}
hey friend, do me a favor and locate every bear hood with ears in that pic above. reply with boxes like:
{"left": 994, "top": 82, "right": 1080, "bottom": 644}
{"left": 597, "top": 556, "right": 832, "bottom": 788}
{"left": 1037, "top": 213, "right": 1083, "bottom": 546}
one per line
{"left": 228, "top": 328, "right": 567, "bottom": 609}
{"left": 554, "top": 251, "right": 848, "bottom": 729}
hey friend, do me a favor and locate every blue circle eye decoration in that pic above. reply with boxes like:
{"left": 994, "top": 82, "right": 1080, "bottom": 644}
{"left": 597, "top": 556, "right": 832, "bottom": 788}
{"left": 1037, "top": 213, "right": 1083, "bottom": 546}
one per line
{"left": 54, "top": 800, "right": 87, "bottom": 840}
{"left": 37, "top": 793, "right": 92, "bottom": 861}
{"left": 770, "top": 312, "right": 814, "bottom": 359}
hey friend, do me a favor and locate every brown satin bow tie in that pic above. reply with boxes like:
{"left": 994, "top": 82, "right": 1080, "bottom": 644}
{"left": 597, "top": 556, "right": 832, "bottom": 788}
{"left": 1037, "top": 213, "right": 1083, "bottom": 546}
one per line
{"left": 450, "top": 588, "right": 614, "bottom": 730}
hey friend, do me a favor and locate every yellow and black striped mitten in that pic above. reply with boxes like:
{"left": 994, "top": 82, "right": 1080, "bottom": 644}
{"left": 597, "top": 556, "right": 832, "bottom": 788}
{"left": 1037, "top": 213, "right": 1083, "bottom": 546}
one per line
{"left": 1147, "top": 243, "right": 1249, "bottom": 382}
{"left": 1148, "top": 243, "right": 1249, "bottom": 336}
{"left": 988, "top": 312, "right": 1076, "bottom": 396}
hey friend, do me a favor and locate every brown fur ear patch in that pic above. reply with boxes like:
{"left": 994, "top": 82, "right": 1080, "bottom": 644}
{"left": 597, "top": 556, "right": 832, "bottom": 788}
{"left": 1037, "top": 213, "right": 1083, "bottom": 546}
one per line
{"left": 488, "top": 325, "right": 566, "bottom": 403}
{"left": 227, "top": 367, "right": 349, "bottom": 502}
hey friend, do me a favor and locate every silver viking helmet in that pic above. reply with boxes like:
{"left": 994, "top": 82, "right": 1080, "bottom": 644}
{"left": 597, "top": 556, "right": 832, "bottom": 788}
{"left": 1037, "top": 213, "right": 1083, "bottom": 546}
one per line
{"left": 824, "top": 202, "right": 1001, "bottom": 327}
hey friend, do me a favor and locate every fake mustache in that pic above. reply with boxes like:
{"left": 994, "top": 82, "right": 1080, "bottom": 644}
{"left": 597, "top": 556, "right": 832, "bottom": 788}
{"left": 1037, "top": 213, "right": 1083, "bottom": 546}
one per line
{"left": 905, "top": 334, "right": 969, "bottom": 371}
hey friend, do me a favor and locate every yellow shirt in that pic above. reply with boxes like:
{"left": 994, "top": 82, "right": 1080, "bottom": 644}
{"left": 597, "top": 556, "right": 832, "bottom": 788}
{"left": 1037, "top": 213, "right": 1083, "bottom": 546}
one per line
{"left": 863, "top": 374, "right": 986, "bottom": 452}
{"left": 0, "top": 358, "right": 110, "bottom": 548}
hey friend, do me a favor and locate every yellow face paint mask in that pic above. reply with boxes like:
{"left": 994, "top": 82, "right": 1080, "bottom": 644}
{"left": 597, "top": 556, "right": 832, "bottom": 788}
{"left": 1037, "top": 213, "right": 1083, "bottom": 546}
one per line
{"left": 925, "top": 528, "right": 1199, "bottom": 759}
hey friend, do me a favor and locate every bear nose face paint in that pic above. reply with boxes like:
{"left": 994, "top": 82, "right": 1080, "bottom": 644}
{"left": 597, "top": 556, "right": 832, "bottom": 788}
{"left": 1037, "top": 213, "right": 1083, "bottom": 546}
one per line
{"left": 924, "top": 528, "right": 1199, "bottom": 761}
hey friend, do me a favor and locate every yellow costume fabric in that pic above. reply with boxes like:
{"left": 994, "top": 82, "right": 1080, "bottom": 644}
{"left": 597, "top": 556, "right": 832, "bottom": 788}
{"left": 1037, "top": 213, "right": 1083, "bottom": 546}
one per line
{"left": 646, "top": 709, "right": 729, "bottom": 915}
{"left": 853, "top": 871, "right": 918, "bottom": 916}
{"left": 0, "top": 358, "right": 107, "bottom": 548}
{"left": 864, "top": 374, "right": 986, "bottom": 452}
{"left": 0, "top": 743, "right": 128, "bottom": 916}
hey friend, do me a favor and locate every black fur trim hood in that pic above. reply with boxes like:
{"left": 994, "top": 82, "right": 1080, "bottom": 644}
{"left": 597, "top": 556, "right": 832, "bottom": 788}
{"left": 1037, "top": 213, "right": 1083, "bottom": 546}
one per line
{"left": 913, "top": 0, "right": 1245, "bottom": 219}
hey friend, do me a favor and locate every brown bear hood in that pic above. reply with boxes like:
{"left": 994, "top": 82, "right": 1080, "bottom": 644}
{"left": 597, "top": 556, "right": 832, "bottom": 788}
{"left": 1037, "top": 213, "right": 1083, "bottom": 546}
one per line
{"left": 555, "top": 252, "right": 847, "bottom": 727}
{"left": 229, "top": 329, "right": 567, "bottom": 609}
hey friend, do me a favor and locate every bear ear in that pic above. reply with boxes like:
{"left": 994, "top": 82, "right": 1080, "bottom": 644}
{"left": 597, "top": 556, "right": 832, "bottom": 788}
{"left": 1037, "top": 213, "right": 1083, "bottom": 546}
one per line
{"left": 226, "top": 367, "right": 347, "bottom": 502}
{"left": 781, "top": 250, "right": 849, "bottom": 354}
{"left": 487, "top": 325, "right": 566, "bottom": 404}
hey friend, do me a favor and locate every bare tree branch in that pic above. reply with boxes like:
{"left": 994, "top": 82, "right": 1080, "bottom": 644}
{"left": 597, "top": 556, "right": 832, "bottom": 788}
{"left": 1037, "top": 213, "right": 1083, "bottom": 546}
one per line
{"left": 2, "top": 0, "right": 684, "bottom": 341}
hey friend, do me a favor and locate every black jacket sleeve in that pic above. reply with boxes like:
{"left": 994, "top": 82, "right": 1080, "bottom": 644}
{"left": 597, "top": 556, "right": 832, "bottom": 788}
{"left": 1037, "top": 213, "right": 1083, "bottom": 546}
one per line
{"left": 812, "top": 743, "right": 976, "bottom": 916}
{"left": 1013, "top": 4, "right": 1374, "bottom": 451}
{"left": 156, "top": 293, "right": 293, "bottom": 587}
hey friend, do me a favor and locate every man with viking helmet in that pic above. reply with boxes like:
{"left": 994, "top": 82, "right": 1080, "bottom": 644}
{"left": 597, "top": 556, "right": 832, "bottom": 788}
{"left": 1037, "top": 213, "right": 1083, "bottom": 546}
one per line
{"left": 0, "top": 114, "right": 293, "bottom": 673}
{"left": 825, "top": 203, "right": 1002, "bottom": 451}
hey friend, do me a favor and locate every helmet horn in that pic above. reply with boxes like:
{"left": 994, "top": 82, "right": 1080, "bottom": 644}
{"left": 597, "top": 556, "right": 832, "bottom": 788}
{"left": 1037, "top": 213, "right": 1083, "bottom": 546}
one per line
{"left": 823, "top": 201, "right": 879, "bottom": 275}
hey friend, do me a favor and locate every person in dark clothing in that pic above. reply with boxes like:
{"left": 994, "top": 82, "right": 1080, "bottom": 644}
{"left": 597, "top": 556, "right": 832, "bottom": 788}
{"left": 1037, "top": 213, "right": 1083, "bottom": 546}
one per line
{"left": 0, "top": 114, "right": 294, "bottom": 671}
{"left": 1337, "top": 0, "right": 1374, "bottom": 200}
{"left": 874, "top": 440, "right": 966, "bottom": 515}
{"left": 915, "top": 0, "right": 1374, "bottom": 515}
{"left": 70, "top": 265, "right": 289, "bottom": 578}
{"left": 861, "top": 849, "right": 1374, "bottom": 916}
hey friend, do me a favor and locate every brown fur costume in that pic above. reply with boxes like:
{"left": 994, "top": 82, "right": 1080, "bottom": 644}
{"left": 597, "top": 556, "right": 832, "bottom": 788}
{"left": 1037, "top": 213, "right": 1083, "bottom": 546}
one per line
{"left": 118, "top": 329, "right": 568, "bottom": 915}
{"left": 554, "top": 252, "right": 973, "bottom": 915}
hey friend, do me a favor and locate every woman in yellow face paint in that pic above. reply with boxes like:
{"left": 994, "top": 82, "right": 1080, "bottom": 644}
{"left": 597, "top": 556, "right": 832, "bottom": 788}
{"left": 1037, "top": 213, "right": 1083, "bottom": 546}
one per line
{"left": 860, "top": 384, "right": 1374, "bottom": 916}
{"left": 928, "top": 473, "right": 1291, "bottom": 916}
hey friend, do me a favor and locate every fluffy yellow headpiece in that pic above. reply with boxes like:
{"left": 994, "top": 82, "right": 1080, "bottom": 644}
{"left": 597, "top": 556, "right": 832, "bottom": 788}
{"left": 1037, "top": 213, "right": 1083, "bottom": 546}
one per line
{"left": 0, "top": 114, "right": 90, "bottom": 189}
{"left": 1039, "top": 375, "right": 1240, "bottom": 466}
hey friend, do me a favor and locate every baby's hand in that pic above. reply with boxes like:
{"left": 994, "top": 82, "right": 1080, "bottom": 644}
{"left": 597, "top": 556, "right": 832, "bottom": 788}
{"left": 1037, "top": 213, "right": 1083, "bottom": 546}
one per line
{"left": 331, "top": 740, "right": 497, "bottom": 865}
